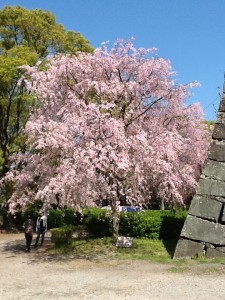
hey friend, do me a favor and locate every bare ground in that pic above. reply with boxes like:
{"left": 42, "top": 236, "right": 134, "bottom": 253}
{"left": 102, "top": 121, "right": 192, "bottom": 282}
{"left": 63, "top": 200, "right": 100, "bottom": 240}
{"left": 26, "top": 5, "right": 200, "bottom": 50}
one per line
{"left": 1, "top": 233, "right": 225, "bottom": 300}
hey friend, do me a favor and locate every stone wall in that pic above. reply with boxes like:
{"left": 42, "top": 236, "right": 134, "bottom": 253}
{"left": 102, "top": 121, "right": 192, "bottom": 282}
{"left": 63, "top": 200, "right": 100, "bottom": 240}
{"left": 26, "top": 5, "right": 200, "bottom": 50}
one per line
{"left": 174, "top": 80, "right": 225, "bottom": 258}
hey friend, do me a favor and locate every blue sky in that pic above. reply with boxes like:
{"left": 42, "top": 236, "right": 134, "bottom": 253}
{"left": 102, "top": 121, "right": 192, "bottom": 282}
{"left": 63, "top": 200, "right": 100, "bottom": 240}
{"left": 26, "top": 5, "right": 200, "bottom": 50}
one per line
{"left": 1, "top": 0, "right": 225, "bottom": 120}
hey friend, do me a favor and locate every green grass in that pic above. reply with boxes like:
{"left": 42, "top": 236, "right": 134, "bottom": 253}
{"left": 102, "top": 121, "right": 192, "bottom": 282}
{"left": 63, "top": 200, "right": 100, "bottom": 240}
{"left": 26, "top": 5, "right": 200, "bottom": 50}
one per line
{"left": 49, "top": 237, "right": 175, "bottom": 263}
{"left": 115, "top": 239, "right": 172, "bottom": 263}
{"left": 48, "top": 237, "right": 225, "bottom": 275}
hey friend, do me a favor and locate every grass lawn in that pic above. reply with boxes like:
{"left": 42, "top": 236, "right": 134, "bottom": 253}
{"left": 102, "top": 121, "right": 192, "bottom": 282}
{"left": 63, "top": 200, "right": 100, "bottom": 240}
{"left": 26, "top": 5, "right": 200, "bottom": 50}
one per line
{"left": 48, "top": 237, "right": 225, "bottom": 274}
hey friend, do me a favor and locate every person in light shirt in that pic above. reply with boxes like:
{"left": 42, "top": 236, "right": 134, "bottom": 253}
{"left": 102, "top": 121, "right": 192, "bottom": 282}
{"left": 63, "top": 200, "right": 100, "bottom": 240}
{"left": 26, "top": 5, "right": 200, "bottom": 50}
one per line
{"left": 34, "top": 211, "right": 47, "bottom": 247}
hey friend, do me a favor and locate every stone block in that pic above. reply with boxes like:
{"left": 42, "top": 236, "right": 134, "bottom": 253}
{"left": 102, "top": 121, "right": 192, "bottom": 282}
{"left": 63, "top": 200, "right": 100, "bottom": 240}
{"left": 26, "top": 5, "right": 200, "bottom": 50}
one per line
{"left": 218, "top": 97, "right": 225, "bottom": 112}
{"left": 206, "top": 248, "right": 225, "bottom": 258}
{"left": 214, "top": 196, "right": 225, "bottom": 203}
{"left": 215, "top": 246, "right": 225, "bottom": 252}
{"left": 216, "top": 112, "right": 225, "bottom": 124}
{"left": 202, "top": 159, "right": 225, "bottom": 181}
{"left": 197, "top": 178, "right": 225, "bottom": 198}
{"left": 205, "top": 242, "right": 215, "bottom": 249}
{"left": 212, "top": 123, "right": 225, "bottom": 139}
{"left": 173, "top": 238, "right": 204, "bottom": 259}
{"left": 189, "top": 195, "right": 223, "bottom": 222}
{"left": 181, "top": 215, "right": 225, "bottom": 245}
{"left": 208, "top": 140, "right": 225, "bottom": 162}
{"left": 222, "top": 206, "right": 225, "bottom": 222}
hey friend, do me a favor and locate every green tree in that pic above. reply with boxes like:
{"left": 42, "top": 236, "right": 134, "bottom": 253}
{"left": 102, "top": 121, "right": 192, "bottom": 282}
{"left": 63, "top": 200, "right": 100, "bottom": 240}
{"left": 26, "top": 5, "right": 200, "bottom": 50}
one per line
{"left": 0, "top": 6, "right": 93, "bottom": 55}
{"left": 0, "top": 6, "right": 93, "bottom": 177}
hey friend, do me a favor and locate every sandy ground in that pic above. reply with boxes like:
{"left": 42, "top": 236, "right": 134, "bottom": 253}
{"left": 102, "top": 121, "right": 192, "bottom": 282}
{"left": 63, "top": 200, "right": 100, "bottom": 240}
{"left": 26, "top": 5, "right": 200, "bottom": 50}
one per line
{"left": 1, "top": 233, "right": 225, "bottom": 300}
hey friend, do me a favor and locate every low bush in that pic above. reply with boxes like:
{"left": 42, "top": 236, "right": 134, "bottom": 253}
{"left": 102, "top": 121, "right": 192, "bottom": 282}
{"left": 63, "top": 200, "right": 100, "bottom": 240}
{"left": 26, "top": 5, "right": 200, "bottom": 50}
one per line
{"left": 63, "top": 208, "right": 83, "bottom": 226}
{"left": 63, "top": 208, "right": 76, "bottom": 226}
{"left": 82, "top": 208, "right": 112, "bottom": 237}
{"left": 48, "top": 210, "right": 64, "bottom": 229}
{"left": 159, "top": 210, "right": 188, "bottom": 239}
{"left": 50, "top": 225, "right": 74, "bottom": 246}
{"left": 119, "top": 209, "right": 187, "bottom": 239}
{"left": 0, "top": 203, "right": 187, "bottom": 240}
{"left": 81, "top": 208, "right": 187, "bottom": 239}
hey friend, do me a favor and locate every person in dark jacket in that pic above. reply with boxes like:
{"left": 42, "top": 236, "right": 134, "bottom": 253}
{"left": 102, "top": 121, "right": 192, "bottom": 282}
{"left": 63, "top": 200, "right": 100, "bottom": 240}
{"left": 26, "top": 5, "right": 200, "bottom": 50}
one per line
{"left": 34, "top": 211, "right": 47, "bottom": 247}
{"left": 23, "top": 215, "right": 35, "bottom": 252}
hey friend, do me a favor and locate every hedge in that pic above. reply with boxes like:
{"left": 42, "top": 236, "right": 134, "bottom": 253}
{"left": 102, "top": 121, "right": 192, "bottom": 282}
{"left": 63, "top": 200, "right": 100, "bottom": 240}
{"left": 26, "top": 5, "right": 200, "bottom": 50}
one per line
{"left": 0, "top": 205, "right": 187, "bottom": 240}
{"left": 82, "top": 208, "right": 112, "bottom": 237}
{"left": 82, "top": 208, "right": 187, "bottom": 239}
{"left": 119, "top": 210, "right": 187, "bottom": 239}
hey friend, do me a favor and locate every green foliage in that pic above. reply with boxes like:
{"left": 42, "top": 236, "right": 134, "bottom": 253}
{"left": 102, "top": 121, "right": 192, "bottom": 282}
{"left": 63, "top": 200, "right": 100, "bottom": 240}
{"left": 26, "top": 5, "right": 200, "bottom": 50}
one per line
{"left": 1, "top": 207, "right": 37, "bottom": 230}
{"left": 50, "top": 225, "right": 74, "bottom": 246}
{"left": 83, "top": 208, "right": 112, "bottom": 237}
{"left": 204, "top": 120, "right": 215, "bottom": 126}
{"left": 50, "top": 237, "right": 172, "bottom": 263}
{"left": 48, "top": 237, "right": 225, "bottom": 272}
{"left": 0, "top": 6, "right": 93, "bottom": 55}
{"left": 0, "top": 207, "right": 7, "bottom": 228}
{"left": 9, "top": 210, "right": 23, "bottom": 228}
{"left": 47, "top": 209, "right": 64, "bottom": 229}
{"left": 48, "top": 208, "right": 82, "bottom": 229}
{"left": 119, "top": 210, "right": 187, "bottom": 239}
{"left": 63, "top": 208, "right": 76, "bottom": 226}
{"left": 159, "top": 210, "right": 188, "bottom": 239}
{"left": 0, "top": 180, "right": 14, "bottom": 206}
{"left": 23, "top": 203, "right": 39, "bottom": 220}
{"left": 0, "top": 204, "right": 187, "bottom": 240}
{"left": 81, "top": 208, "right": 187, "bottom": 239}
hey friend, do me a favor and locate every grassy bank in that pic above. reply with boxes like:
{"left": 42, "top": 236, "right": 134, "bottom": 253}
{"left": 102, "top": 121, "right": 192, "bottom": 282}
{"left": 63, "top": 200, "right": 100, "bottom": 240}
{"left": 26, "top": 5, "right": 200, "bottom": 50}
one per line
{"left": 48, "top": 237, "right": 225, "bottom": 274}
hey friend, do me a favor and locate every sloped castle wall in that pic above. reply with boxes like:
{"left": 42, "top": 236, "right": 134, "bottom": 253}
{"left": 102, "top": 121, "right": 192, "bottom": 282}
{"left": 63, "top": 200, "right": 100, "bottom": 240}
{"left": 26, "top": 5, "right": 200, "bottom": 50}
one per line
{"left": 174, "top": 80, "right": 225, "bottom": 258}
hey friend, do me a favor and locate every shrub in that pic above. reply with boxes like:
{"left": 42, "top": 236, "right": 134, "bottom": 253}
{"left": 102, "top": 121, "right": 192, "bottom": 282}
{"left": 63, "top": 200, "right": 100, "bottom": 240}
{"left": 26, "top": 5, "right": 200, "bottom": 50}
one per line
{"left": 0, "top": 207, "right": 25, "bottom": 230}
{"left": 119, "top": 210, "right": 187, "bottom": 239}
{"left": 83, "top": 208, "right": 112, "bottom": 237}
{"left": 63, "top": 208, "right": 83, "bottom": 226}
{"left": 24, "top": 204, "right": 39, "bottom": 221}
{"left": 50, "top": 225, "right": 74, "bottom": 246}
{"left": 0, "top": 204, "right": 186, "bottom": 239}
{"left": 159, "top": 210, "right": 188, "bottom": 239}
{"left": 11, "top": 211, "right": 24, "bottom": 228}
{"left": 80, "top": 208, "right": 187, "bottom": 239}
{"left": 48, "top": 210, "right": 64, "bottom": 229}
{"left": 63, "top": 208, "right": 75, "bottom": 225}
{"left": 0, "top": 207, "right": 7, "bottom": 228}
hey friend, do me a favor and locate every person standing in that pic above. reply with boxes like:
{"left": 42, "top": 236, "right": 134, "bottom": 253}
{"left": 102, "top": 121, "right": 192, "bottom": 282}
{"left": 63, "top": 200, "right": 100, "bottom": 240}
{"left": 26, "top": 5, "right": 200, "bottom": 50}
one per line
{"left": 23, "top": 215, "right": 35, "bottom": 252}
{"left": 34, "top": 211, "right": 47, "bottom": 247}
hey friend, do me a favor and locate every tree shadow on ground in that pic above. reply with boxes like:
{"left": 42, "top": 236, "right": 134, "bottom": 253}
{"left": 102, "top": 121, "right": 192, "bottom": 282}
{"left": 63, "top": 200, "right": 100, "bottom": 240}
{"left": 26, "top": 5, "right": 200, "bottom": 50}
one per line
{"left": 1, "top": 235, "right": 65, "bottom": 264}
{"left": 2, "top": 238, "right": 25, "bottom": 255}
{"left": 1, "top": 235, "right": 94, "bottom": 265}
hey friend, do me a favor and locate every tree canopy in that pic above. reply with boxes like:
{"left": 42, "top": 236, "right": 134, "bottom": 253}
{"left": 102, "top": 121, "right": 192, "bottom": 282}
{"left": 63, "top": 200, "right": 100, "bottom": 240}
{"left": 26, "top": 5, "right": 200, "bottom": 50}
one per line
{"left": 3, "top": 38, "right": 209, "bottom": 237}
{"left": 0, "top": 6, "right": 93, "bottom": 55}
{"left": 0, "top": 6, "right": 93, "bottom": 177}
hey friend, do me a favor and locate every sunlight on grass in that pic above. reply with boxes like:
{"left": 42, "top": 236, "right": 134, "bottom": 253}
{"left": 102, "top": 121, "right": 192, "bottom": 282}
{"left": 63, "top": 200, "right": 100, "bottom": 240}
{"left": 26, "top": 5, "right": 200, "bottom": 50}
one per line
{"left": 114, "top": 239, "right": 171, "bottom": 263}
{"left": 49, "top": 237, "right": 173, "bottom": 263}
{"left": 48, "top": 237, "right": 225, "bottom": 275}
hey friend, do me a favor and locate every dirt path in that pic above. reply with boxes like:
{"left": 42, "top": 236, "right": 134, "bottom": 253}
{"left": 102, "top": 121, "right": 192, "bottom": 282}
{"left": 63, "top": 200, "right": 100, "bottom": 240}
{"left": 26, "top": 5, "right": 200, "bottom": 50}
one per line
{"left": 1, "top": 233, "right": 225, "bottom": 300}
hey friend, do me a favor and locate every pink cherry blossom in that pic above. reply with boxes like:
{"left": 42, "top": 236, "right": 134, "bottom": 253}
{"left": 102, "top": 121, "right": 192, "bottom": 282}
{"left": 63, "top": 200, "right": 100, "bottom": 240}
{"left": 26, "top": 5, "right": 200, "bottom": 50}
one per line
{"left": 3, "top": 38, "right": 209, "bottom": 238}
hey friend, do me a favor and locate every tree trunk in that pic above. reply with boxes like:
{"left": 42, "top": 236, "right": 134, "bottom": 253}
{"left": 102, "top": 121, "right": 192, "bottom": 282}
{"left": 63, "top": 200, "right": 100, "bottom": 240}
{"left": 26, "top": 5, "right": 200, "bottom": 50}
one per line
{"left": 1, "top": 145, "right": 9, "bottom": 178}
{"left": 111, "top": 198, "right": 119, "bottom": 240}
